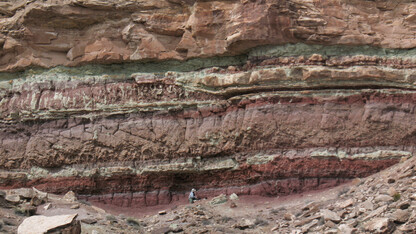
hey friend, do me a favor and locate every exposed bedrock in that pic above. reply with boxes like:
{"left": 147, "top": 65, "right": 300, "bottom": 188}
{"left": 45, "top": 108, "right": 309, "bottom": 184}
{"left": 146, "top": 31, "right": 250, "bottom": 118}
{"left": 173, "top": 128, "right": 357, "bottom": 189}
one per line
{"left": 0, "top": 84, "right": 415, "bottom": 205}
{"left": 0, "top": 0, "right": 415, "bottom": 207}
{"left": 0, "top": 0, "right": 416, "bottom": 71}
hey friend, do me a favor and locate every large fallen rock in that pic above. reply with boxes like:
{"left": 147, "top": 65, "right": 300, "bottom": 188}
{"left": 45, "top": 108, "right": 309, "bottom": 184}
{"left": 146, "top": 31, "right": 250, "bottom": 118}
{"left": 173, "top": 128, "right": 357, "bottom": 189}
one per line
{"left": 210, "top": 194, "right": 227, "bottom": 205}
{"left": 17, "top": 214, "right": 81, "bottom": 234}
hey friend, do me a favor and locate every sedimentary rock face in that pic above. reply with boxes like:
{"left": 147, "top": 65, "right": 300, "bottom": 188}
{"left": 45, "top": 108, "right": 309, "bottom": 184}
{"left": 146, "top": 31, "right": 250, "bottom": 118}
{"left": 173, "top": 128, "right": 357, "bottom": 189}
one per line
{"left": 0, "top": 0, "right": 415, "bottom": 207}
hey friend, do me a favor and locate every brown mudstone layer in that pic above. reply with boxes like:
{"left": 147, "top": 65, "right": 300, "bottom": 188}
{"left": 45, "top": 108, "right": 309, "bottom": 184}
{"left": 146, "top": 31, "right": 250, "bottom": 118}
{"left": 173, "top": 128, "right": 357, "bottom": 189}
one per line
{"left": 0, "top": 157, "right": 400, "bottom": 207}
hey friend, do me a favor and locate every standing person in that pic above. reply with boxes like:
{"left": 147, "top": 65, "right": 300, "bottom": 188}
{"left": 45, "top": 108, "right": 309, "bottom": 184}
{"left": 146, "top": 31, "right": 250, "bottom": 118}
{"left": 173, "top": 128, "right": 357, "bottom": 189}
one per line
{"left": 189, "top": 188, "right": 197, "bottom": 203}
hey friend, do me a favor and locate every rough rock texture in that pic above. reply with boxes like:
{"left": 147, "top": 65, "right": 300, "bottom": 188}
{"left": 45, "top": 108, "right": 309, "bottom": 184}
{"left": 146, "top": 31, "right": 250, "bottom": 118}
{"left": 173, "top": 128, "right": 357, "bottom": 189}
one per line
{"left": 0, "top": 0, "right": 415, "bottom": 207}
{"left": 0, "top": 0, "right": 416, "bottom": 71}
{"left": 17, "top": 214, "right": 81, "bottom": 234}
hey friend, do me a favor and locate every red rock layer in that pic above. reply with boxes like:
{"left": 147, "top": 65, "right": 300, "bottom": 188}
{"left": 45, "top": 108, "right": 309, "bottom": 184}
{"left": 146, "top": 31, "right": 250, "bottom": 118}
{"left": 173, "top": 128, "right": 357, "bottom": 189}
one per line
{"left": 0, "top": 157, "right": 400, "bottom": 207}
{"left": 0, "top": 89, "right": 415, "bottom": 169}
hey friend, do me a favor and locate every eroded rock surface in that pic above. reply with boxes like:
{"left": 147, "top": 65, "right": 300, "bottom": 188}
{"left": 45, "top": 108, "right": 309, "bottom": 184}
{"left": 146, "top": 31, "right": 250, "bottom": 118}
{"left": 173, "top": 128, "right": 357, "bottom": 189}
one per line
{"left": 0, "top": 0, "right": 415, "bottom": 207}
{"left": 0, "top": 0, "right": 416, "bottom": 72}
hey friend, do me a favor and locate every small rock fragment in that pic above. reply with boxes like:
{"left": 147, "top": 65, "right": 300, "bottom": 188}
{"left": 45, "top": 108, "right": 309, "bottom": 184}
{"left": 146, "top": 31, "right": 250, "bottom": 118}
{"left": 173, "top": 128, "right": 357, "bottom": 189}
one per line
{"left": 387, "top": 187, "right": 398, "bottom": 197}
{"left": 321, "top": 209, "right": 341, "bottom": 223}
{"left": 337, "top": 198, "right": 354, "bottom": 208}
{"left": 374, "top": 194, "right": 393, "bottom": 203}
{"left": 364, "top": 217, "right": 395, "bottom": 233}
{"left": 5, "top": 194, "right": 20, "bottom": 204}
{"left": 158, "top": 210, "right": 167, "bottom": 215}
{"left": 229, "top": 193, "right": 239, "bottom": 200}
{"left": 63, "top": 191, "right": 77, "bottom": 202}
{"left": 43, "top": 203, "right": 52, "bottom": 210}
{"left": 284, "top": 212, "right": 295, "bottom": 221}
{"left": 338, "top": 224, "right": 355, "bottom": 234}
{"left": 169, "top": 223, "right": 183, "bottom": 232}
{"left": 230, "top": 202, "right": 237, "bottom": 208}
{"left": 390, "top": 209, "right": 410, "bottom": 224}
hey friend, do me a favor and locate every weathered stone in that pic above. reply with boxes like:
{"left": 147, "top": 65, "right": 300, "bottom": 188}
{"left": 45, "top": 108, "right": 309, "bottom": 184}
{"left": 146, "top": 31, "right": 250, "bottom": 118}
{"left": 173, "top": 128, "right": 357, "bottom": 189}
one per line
{"left": 43, "top": 203, "right": 52, "bottom": 210}
{"left": 5, "top": 194, "right": 20, "bottom": 204}
{"left": 321, "top": 209, "right": 341, "bottom": 223}
{"left": 325, "top": 229, "right": 338, "bottom": 234}
{"left": 374, "top": 195, "right": 393, "bottom": 203}
{"left": 284, "top": 213, "right": 295, "bottom": 221}
{"left": 363, "top": 205, "right": 387, "bottom": 221}
{"left": 337, "top": 198, "right": 354, "bottom": 209}
{"left": 364, "top": 218, "right": 395, "bottom": 234}
{"left": 301, "top": 219, "right": 318, "bottom": 233}
{"left": 234, "top": 219, "right": 255, "bottom": 230}
{"left": 158, "top": 210, "right": 167, "bottom": 215}
{"left": 387, "top": 187, "right": 398, "bottom": 197}
{"left": 229, "top": 193, "right": 238, "bottom": 200}
{"left": 15, "top": 203, "right": 37, "bottom": 216}
{"left": 230, "top": 202, "right": 237, "bottom": 208}
{"left": 390, "top": 210, "right": 410, "bottom": 224}
{"left": 15, "top": 188, "right": 34, "bottom": 199}
{"left": 0, "top": 0, "right": 415, "bottom": 215}
{"left": 17, "top": 214, "right": 80, "bottom": 234}
{"left": 210, "top": 194, "right": 227, "bottom": 205}
{"left": 169, "top": 223, "right": 183, "bottom": 233}
{"left": 396, "top": 201, "right": 410, "bottom": 210}
{"left": 325, "top": 220, "right": 336, "bottom": 228}
{"left": 360, "top": 200, "right": 374, "bottom": 210}
{"left": 0, "top": 0, "right": 415, "bottom": 72}
{"left": 63, "top": 191, "right": 77, "bottom": 202}
{"left": 338, "top": 224, "right": 356, "bottom": 234}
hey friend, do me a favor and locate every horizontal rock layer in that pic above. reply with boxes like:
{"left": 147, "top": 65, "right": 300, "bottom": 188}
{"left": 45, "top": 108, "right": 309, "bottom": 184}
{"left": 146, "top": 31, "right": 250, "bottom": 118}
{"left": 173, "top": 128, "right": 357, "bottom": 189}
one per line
{"left": 0, "top": 0, "right": 416, "bottom": 71}
{"left": 0, "top": 154, "right": 404, "bottom": 207}
{"left": 1, "top": 0, "right": 415, "bottom": 207}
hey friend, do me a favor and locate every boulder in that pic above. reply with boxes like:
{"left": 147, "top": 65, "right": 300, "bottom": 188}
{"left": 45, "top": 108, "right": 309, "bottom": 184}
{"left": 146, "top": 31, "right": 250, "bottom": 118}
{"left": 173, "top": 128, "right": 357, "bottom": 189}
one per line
{"left": 17, "top": 214, "right": 81, "bottom": 234}
{"left": 63, "top": 191, "right": 77, "bottom": 202}
{"left": 210, "top": 194, "right": 227, "bottom": 205}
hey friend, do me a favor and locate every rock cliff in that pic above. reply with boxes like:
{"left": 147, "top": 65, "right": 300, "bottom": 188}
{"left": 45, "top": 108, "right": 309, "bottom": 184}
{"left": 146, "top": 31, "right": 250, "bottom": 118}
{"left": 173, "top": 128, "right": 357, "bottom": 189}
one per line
{"left": 0, "top": 0, "right": 415, "bottom": 207}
